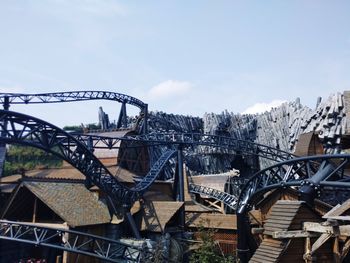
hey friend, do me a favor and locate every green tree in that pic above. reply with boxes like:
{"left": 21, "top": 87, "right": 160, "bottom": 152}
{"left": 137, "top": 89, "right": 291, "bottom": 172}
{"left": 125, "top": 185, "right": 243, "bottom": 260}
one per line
{"left": 3, "top": 145, "right": 62, "bottom": 176}
{"left": 190, "top": 220, "right": 235, "bottom": 263}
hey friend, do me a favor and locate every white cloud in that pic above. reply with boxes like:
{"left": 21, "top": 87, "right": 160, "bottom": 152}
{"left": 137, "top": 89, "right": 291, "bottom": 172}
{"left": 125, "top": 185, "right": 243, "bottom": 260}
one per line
{"left": 242, "top": 100, "right": 286, "bottom": 114}
{"left": 148, "top": 80, "right": 193, "bottom": 100}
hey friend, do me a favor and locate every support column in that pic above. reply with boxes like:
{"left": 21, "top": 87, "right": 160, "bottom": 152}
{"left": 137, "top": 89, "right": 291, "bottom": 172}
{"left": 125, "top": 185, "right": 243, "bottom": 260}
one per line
{"left": 126, "top": 211, "right": 141, "bottom": 239}
{"left": 177, "top": 146, "right": 185, "bottom": 229}
{"left": 143, "top": 104, "right": 148, "bottom": 134}
{"left": 237, "top": 206, "right": 258, "bottom": 263}
{"left": 0, "top": 96, "right": 9, "bottom": 178}
{"left": 299, "top": 162, "right": 334, "bottom": 206}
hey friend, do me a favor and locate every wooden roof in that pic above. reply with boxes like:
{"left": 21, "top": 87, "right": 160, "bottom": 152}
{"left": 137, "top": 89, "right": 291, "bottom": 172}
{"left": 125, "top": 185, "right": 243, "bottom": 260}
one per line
{"left": 140, "top": 201, "right": 184, "bottom": 232}
{"left": 189, "top": 170, "right": 239, "bottom": 192}
{"left": 249, "top": 238, "right": 287, "bottom": 263}
{"left": 0, "top": 165, "right": 138, "bottom": 193}
{"left": 23, "top": 181, "right": 111, "bottom": 227}
{"left": 263, "top": 200, "right": 321, "bottom": 236}
{"left": 250, "top": 200, "right": 323, "bottom": 263}
{"left": 185, "top": 212, "right": 237, "bottom": 230}
{"left": 255, "top": 188, "right": 332, "bottom": 220}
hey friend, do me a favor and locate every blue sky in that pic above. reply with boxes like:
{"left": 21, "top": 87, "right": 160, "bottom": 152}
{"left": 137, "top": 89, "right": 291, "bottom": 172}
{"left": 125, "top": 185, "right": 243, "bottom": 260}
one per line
{"left": 0, "top": 1, "right": 349, "bottom": 127}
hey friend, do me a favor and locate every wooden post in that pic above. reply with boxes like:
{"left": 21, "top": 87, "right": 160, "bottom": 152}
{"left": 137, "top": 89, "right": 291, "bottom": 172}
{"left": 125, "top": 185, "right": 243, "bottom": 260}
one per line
{"left": 304, "top": 237, "right": 312, "bottom": 263}
{"left": 32, "top": 197, "right": 37, "bottom": 223}
{"left": 333, "top": 237, "right": 340, "bottom": 263}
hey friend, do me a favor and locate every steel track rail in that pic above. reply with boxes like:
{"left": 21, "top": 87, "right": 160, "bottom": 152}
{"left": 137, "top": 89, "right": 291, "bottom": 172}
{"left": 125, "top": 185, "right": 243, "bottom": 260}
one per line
{"left": 0, "top": 91, "right": 146, "bottom": 111}
{"left": 236, "top": 154, "right": 350, "bottom": 212}
{"left": 0, "top": 220, "right": 148, "bottom": 262}
{"left": 72, "top": 132, "right": 295, "bottom": 162}
{"left": 0, "top": 110, "right": 175, "bottom": 207}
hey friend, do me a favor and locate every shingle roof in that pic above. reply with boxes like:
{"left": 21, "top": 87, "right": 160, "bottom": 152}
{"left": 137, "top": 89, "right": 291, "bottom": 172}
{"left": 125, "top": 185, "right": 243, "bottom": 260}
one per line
{"left": 23, "top": 181, "right": 111, "bottom": 227}
{"left": 0, "top": 165, "right": 138, "bottom": 193}
{"left": 250, "top": 200, "right": 321, "bottom": 263}
{"left": 141, "top": 201, "right": 184, "bottom": 232}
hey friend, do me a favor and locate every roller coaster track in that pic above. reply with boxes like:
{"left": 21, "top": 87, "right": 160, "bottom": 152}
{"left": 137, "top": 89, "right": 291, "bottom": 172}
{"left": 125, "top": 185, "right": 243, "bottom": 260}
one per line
{"left": 0, "top": 91, "right": 147, "bottom": 110}
{"left": 235, "top": 154, "right": 350, "bottom": 263}
{"left": 236, "top": 154, "right": 350, "bottom": 213}
{"left": 0, "top": 220, "right": 149, "bottom": 262}
{"left": 188, "top": 184, "right": 238, "bottom": 209}
{"left": 73, "top": 132, "right": 295, "bottom": 162}
{"left": 0, "top": 110, "right": 175, "bottom": 207}
{"left": 69, "top": 133, "right": 295, "bottom": 209}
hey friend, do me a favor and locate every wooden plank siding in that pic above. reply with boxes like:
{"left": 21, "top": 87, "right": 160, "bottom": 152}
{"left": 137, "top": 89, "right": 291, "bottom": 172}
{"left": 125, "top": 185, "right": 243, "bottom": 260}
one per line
{"left": 250, "top": 200, "right": 334, "bottom": 263}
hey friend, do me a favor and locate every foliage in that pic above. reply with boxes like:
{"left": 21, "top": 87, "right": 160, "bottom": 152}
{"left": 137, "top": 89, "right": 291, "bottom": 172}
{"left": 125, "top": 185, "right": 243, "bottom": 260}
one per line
{"left": 189, "top": 220, "right": 236, "bottom": 263}
{"left": 63, "top": 123, "right": 101, "bottom": 133}
{"left": 3, "top": 145, "right": 62, "bottom": 176}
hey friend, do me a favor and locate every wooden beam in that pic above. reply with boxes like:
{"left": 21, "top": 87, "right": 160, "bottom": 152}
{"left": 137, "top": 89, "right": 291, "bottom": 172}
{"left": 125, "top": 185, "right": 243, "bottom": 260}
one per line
{"left": 32, "top": 196, "right": 37, "bottom": 223}
{"left": 323, "top": 215, "right": 350, "bottom": 221}
{"left": 333, "top": 237, "right": 340, "bottom": 263}
{"left": 341, "top": 237, "right": 350, "bottom": 261}
{"left": 311, "top": 233, "right": 332, "bottom": 253}
{"left": 323, "top": 199, "right": 350, "bottom": 218}
{"left": 304, "top": 222, "right": 350, "bottom": 236}
{"left": 272, "top": 230, "right": 319, "bottom": 239}
{"left": 304, "top": 237, "right": 312, "bottom": 263}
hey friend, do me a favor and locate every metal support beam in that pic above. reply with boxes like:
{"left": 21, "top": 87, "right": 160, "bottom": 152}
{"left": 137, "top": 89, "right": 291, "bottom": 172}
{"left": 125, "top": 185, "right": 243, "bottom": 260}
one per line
{"left": 237, "top": 212, "right": 257, "bottom": 263}
{"left": 3, "top": 96, "right": 9, "bottom": 110}
{"left": 125, "top": 211, "right": 141, "bottom": 239}
{"left": 143, "top": 104, "right": 148, "bottom": 134}
{"left": 0, "top": 96, "right": 9, "bottom": 177}
{"left": 299, "top": 163, "right": 334, "bottom": 206}
{"left": 0, "top": 220, "right": 146, "bottom": 262}
{"left": 177, "top": 146, "right": 185, "bottom": 229}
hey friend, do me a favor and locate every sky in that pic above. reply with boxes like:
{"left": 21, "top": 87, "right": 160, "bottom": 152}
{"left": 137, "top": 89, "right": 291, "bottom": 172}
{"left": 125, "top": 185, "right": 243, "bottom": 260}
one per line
{"left": 0, "top": 0, "right": 349, "bottom": 127}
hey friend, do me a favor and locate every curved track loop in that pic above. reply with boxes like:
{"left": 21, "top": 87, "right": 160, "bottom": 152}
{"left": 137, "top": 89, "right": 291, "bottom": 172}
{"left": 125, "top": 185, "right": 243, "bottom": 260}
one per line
{"left": 237, "top": 154, "right": 350, "bottom": 213}
{"left": 236, "top": 154, "right": 350, "bottom": 263}
{"left": 0, "top": 220, "right": 148, "bottom": 262}
{"left": 0, "top": 110, "right": 175, "bottom": 206}
{"left": 0, "top": 91, "right": 147, "bottom": 111}
{"left": 73, "top": 132, "right": 295, "bottom": 162}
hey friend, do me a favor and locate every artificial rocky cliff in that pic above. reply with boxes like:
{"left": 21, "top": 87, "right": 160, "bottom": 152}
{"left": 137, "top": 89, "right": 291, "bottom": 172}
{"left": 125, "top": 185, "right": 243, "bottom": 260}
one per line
{"left": 139, "top": 91, "right": 349, "bottom": 176}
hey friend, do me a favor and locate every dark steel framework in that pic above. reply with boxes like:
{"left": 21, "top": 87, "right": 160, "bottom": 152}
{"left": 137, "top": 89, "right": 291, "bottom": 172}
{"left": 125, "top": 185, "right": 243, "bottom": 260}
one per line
{"left": 0, "top": 220, "right": 148, "bottom": 262}
{"left": 0, "top": 110, "right": 175, "bottom": 208}
{"left": 0, "top": 91, "right": 148, "bottom": 133}
{"left": 4, "top": 103, "right": 349, "bottom": 262}
{"left": 188, "top": 184, "right": 237, "bottom": 209}
{"left": 72, "top": 132, "right": 295, "bottom": 162}
{"left": 235, "top": 154, "right": 350, "bottom": 263}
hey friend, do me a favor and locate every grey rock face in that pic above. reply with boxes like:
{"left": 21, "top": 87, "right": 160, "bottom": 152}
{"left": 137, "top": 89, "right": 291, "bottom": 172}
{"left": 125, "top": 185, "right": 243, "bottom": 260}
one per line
{"left": 135, "top": 92, "right": 348, "bottom": 177}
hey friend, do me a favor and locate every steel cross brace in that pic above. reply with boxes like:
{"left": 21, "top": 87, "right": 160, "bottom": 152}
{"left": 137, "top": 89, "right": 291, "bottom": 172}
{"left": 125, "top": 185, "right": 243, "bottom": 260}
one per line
{"left": 0, "top": 220, "right": 149, "bottom": 262}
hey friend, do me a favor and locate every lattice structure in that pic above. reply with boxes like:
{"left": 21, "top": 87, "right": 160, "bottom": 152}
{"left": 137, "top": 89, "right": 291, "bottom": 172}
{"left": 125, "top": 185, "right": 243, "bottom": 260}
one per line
{"left": 0, "top": 220, "right": 148, "bottom": 262}
{"left": 0, "top": 91, "right": 146, "bottom": 110}
{"left": 0, "top": 110, "right": 175, "bottom": 208}
{"left": 188, "top": 183, "right": 237, "bottom": 209}
{"left": 72, "top": 132, "right": 295, "bottom": 162}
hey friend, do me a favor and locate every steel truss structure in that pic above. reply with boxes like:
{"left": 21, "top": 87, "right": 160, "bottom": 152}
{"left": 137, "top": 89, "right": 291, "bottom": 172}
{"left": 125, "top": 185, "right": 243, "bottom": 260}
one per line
{"left": 0, "top": 91, "right": 148, "bottom": 132}
{"left": 0, "top": 110, "right": 175, "bottom": 207}
{"left": 73, "top": 132, "right": 295, "bottom": 162}
{"left": 235, "top": 154, "right": 350, "bottom": 263}
{"left": 236, "top": 154, "right": 350, "bottom": 212}
{"left": 188, "top": 184, "right": 237, "bottom": 209}
{"left": 0, "top": 91, "right": 146, "bottom": 109}
{"left": 0, "top": 220, "right": 148, "bottom": 262}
